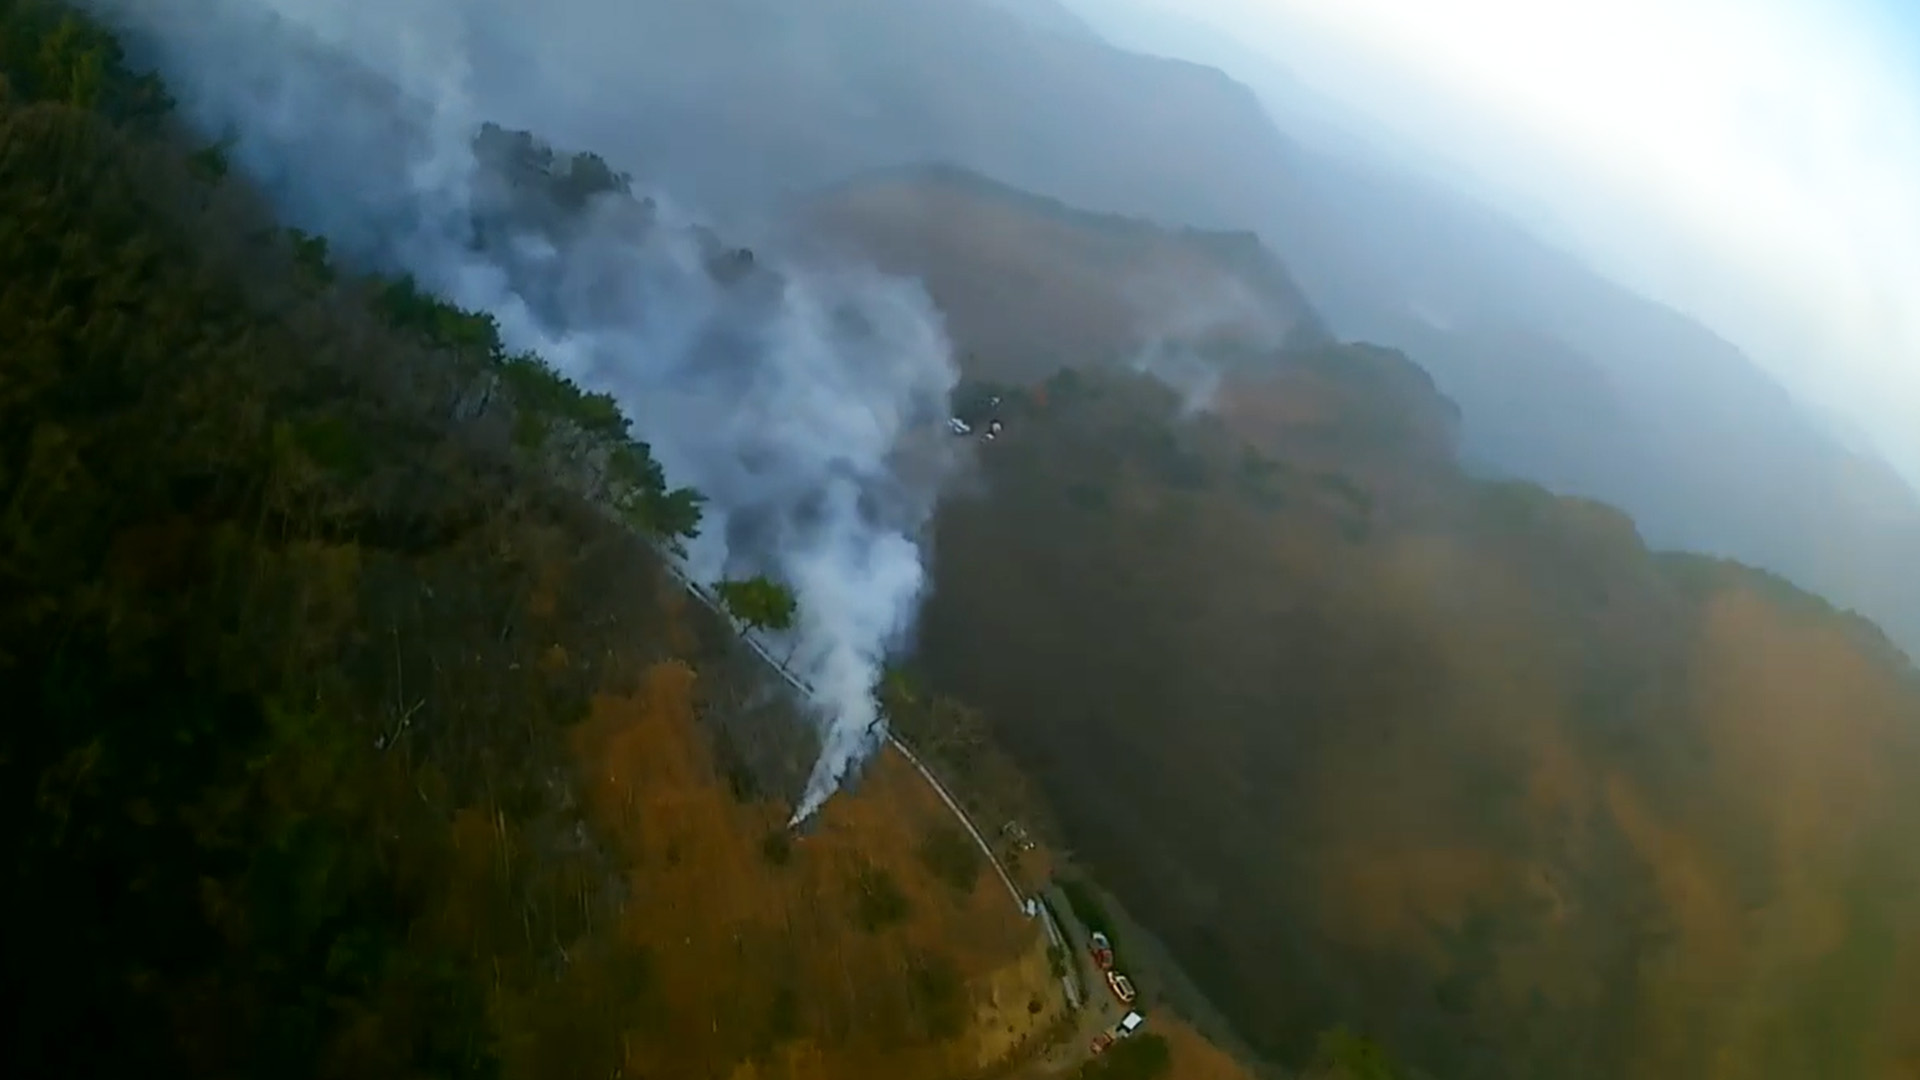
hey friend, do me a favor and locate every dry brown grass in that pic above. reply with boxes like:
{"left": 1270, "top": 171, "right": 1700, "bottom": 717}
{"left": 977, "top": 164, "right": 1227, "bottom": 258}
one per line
{"left": 799, "top": 159, "right": 1920, "bottom": 1080}
{"left": 915, "top": 353, "right": 1920, "bottom": 1076}
{"left": 561, "top": 659, "right": 1061, "bottom": 1080}
{"left": 805, "top": 169, "right": 1317, "bottom": 383}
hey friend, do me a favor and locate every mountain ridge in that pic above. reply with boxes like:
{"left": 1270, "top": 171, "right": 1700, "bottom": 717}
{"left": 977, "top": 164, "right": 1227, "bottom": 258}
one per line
{"left": 516, "top": 0, "right": 1920, "bottom": 658}
{"left": 17, "top": 3, "right": 1920, "bottom": 1080}
{"left": 0, "top": 5, "right": 1282, "bottom": 1076}
{"left": 796, "top": 167, "right": 1920, "bottom": 1075}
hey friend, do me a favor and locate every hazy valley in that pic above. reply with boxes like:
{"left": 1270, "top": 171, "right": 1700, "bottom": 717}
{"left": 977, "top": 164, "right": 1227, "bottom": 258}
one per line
{"left": 9, "top": 2, "right": 1920, "bottom": 1080}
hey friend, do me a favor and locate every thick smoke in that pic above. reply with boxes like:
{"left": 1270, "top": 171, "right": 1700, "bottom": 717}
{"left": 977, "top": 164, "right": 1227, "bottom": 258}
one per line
{"left": 91, "top": 0, "right": 959, "bottom": 821}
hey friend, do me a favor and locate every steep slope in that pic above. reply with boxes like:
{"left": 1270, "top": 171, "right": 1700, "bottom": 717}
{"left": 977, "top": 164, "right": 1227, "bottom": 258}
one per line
{"left": 918, "top": 356, "right": 1920, "bottom": 1080}
{"left": 1056, "top": 0, "right": 1576, "bottom": 246}
{"left": 804, "top": 180, "right": 1920, "bottom": 1076}
{"left": 802, "top": 164, "right": 1328, "bottom": 382}
{"left": 1263, "top": 156, "right": 1920, "bottom": 656}
{"left": 1059, "top": 0, "right": 1920, "bottom": 657}
{"left": 464, "top": 0, "right": 1920, "bottom": 657}
{"left": 0, "top": 10, "right": 1070, "bottom": 1077}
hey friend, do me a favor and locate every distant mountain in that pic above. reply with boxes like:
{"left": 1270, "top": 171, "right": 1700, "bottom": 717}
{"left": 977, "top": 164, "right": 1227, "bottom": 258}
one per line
{"left": 973, "top": 0, "right": 1101, "bottom": 41}
{"left": 1266, "top": 153, "right": 1920, "bottom": 654}
{"left": 1056, "top": 0, "right": 1430, "bottom": 178}
{"left": 1057, "top": 0, "right": 1920, "bottom": 654}
{"left": 488, "top": 0, "right": 1303, "bottom": 234}
{"left": 800, "top": 163, "right": 1328, "bottom": 383}
{"left": 523, "top": 0, "right": 1920, "bottom": 657}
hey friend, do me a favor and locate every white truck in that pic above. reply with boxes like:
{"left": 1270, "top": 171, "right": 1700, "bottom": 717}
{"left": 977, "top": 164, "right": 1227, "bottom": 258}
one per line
{"left": 1092, "top": 1011, "right": 1146, "bottom": 1056}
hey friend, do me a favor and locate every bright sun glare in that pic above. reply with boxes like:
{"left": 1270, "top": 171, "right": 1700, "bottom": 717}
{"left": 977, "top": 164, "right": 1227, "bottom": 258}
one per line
{"left": 1192, "top": 0, "right": 1920, "bottom": 477}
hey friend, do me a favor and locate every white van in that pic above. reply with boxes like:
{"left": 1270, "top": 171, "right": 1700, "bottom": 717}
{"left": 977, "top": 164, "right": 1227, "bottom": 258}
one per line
{"left": 1116, "top": 1011, "right": 1146, "bottom": 1038}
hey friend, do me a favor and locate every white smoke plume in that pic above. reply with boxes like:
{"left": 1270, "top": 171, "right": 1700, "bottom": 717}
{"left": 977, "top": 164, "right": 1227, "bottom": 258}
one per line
{"left": 88, "top": 0, "right": 960, "bottom": 821}
{"left": 1122, "top": 270, "right": 1302, "bottom": 415}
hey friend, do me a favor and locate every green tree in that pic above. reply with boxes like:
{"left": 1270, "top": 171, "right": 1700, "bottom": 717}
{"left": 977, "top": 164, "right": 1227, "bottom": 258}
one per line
{"left": 286, "top": 227, "right": 335, "bottom": 285}
{"left": 607, "top": 440, "right": 703, "bottom": 542}
{"left": 715, "top": 574, "right": 798, "bottom": 633}
{"left": 186, "top": 134, "right": 232, "bottom": 181}
{"left": 374, "top": 273, "right": 505, "bottom": 360}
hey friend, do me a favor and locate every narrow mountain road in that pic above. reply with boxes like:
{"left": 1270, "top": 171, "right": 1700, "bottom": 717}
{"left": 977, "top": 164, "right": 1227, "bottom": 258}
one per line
{"left": 1035, "top": 890, "right": 1084, "bottom": 1011}
{"left": 1034, "top": 884, "right": 1127, "bottom": 1071}
{"left": 653, "top": 552, "right": 1090, "bottom": 1068}
{"left": 885, "top": 733, "right": 1024, "bottom": 907}
{"left": 655, "top": 557, "right": 1029, "bottom": 916}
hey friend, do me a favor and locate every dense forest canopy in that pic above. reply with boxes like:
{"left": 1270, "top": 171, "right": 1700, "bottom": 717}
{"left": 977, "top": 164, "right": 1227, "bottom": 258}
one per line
{"left": 914, "top": 340, "right": 1920, "bottom": 1077}
{"left": 0, "top": 2, "right": 706, "bottom": 1072}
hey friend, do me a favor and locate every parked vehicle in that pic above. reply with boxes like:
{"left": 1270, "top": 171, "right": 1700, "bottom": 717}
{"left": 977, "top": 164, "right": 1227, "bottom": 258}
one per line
{"left": 1116, "top": 1011, "right": 1146, "bottom": 1038}
{"left": 1090, "top": 1033, "right": 1114, "bottom": 1056}
{"left": 1105, "top": 970, "right": 1136, "bottom": 1004}
{"left": 1089, "top": 937, "right": 1114, "bottom": 971}
{"left": 1000, "top": 820, "right": 1037, "bottom": 853}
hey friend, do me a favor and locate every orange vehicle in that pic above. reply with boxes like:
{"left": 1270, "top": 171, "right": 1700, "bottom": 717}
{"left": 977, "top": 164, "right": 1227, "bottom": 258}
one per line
{"left": 1090, "top": 1033, "right": 1115, "bottom": 1056}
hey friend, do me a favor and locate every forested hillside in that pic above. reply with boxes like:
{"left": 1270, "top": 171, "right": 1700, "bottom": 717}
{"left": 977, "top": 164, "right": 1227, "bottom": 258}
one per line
{"left": 815, "top": 177, "right": 1920, "bottom": 1078}
{"left": 0, "top": 5, "right": 1084, "bottom": 1077}
{"left": 15, "top": 3, "right": 1920, "bottom": 1079}
{"left": 931, "top": 358, "right": 1920, "bottom": 1077}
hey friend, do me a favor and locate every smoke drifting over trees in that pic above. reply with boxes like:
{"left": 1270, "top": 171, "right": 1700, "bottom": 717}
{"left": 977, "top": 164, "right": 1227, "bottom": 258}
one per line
{"left": 86, "top": 0, "right": 962, "bottom": 816}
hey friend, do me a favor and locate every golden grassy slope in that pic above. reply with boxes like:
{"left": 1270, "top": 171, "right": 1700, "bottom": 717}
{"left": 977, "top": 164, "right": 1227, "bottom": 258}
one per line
{"left": 916, "top": 350, "right": 1920, "bottom": 1078}
{"left": 804, "top": 166, "right": 1321, "bottom": 383}
{"left": 558, "top": 658, "right": 1063, "bottom": 1080}
{"left": 801, "top": 165, "right": 1920, "bottom": 1076}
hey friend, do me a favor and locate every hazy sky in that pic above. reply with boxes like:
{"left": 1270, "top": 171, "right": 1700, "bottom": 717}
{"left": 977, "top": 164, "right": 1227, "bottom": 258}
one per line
{"left": 1104, "top": 0, "right": 1920, "bottom": 482}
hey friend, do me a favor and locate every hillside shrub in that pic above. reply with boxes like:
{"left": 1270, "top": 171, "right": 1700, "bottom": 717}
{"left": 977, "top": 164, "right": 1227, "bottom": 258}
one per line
{"left": 916, "top": 821, "right": 982, "bottom": 894}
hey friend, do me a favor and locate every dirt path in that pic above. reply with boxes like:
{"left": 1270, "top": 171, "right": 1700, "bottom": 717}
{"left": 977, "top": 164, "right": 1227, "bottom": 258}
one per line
{"left": 886, "top": 733, "right": 1025, "bottom": 908}
{"left": 1033, "top": 884, "right": 1131, "bottom": 1072}
{"left": 658, "top": 557, "right": 1030, "bottom": 911}
{"left": 656, "top": 551, "right": 1101, "bottom": 1072}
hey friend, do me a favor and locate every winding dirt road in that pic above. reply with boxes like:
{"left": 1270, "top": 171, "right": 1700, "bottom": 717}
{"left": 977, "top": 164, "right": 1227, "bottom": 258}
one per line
{"left": 655, "top": 553, "right": 1101, "bottom": 1070}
